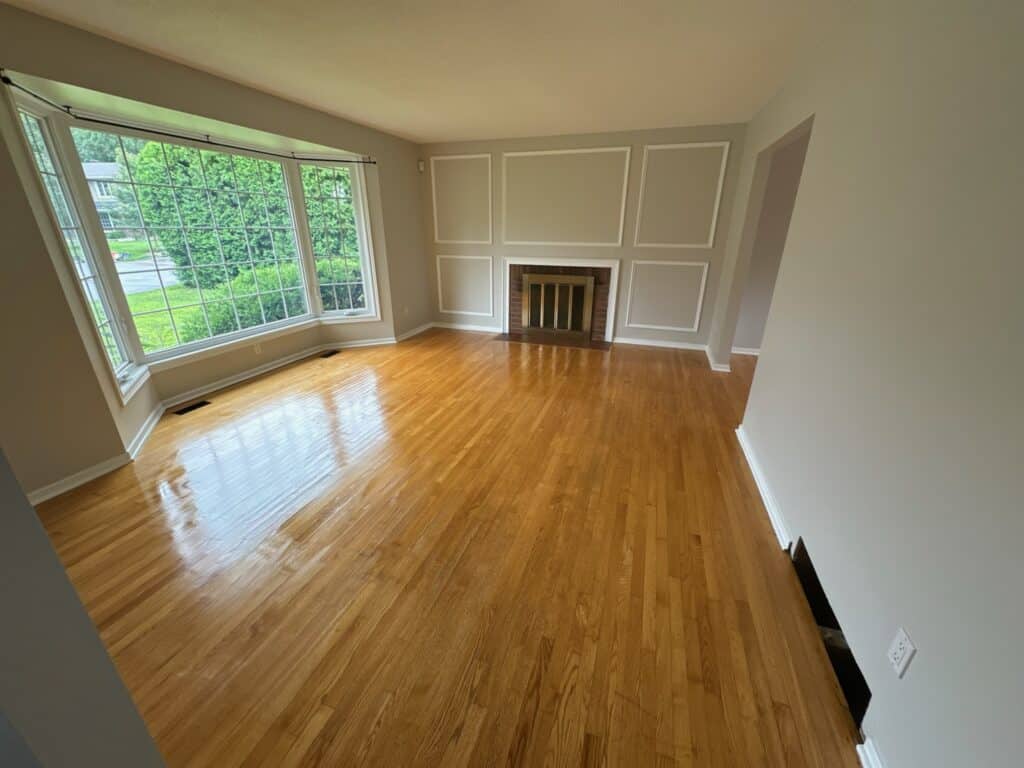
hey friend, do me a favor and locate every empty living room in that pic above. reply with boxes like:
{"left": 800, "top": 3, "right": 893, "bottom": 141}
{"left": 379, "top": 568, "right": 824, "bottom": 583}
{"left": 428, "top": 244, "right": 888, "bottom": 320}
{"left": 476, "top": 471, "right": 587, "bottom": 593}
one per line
{"left": 1, "top": 2, "right": 1020, "bottom": 767}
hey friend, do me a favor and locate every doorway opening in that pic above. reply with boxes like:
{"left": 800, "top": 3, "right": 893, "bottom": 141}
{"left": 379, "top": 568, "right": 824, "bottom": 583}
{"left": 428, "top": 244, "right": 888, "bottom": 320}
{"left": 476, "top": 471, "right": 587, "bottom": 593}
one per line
{"left": 731, "top": 123, "right": 812, "bottom": 357}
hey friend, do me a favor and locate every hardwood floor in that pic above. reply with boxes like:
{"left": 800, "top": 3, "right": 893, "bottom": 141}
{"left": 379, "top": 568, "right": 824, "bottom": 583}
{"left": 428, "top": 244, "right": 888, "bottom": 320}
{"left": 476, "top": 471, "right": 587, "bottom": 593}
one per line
{"left": 39, "top": 329, "right": 859, "bottom": 767}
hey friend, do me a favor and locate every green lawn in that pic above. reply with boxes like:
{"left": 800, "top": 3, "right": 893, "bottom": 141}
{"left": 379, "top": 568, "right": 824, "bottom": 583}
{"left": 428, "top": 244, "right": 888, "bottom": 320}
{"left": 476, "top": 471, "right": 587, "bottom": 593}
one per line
{"left": 108, "top": 238, "right": 156, "bottom": 261}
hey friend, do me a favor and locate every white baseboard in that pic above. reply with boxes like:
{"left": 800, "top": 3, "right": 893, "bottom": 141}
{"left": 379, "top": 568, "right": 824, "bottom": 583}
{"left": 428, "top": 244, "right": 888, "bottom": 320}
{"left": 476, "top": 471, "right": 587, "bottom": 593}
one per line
{"left": 432, "top": 321, "right": 501, "bottom": 333}
{"left": 857, "top": 738, "right": 887, "bottom": 768}
{"left": 333, "top": 336, "right": 397, "bottom": 349}
{"left": 126, "top": 404, "right": 163, "bottom": 459}
{"left": 396, "top": 322, "right": 435, "bottom": 341}
{"left": 735, "top": 425, "right": 792, "bottom": 549}
{"left": 27, "top": 452, "right": 131, "bottom": 506}
{"left": 732, "top": 346, "right": 761, "bottom": 356}
{"left": 705, "top": 347, "right": 731, "bottom": 372}
{"left": 162, "top": 346, "right": 323, "bottom": 410}
{"left": 613, "top": 336, "right": 707, "bottom": 351}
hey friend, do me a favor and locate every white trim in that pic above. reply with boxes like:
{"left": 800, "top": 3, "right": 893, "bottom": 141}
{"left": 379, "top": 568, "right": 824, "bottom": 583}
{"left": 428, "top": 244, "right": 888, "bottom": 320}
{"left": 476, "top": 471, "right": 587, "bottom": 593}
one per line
{"left": 624, "top": 260, "right": 708, "bottom": 333}
{"left": 27, "top": 453, "right": 131, "bottom": 506}
{"left": 332, "top": 336, "right": 397, "bottom": 349}
{"left": 431, "top": 321, "right": 500, "bottom": 334}
{"left": 501, "top": 146, "right": 631, "bottom": 246}
{"left": 732, "top": 346, "right": 761, "bottom": 356}
{"left": 146, "top": 318, "right": 318, "bottom": 372}
{"left": 735, "top": 425, "right": 792, "bottom": 549}
{"left": 436, "top": 254, "right": 494, "bottom": 317}
{"left": 126, "top": 404, "right": 163, "bottom": 459}
{"left": 856, "top": 738, "right": 887, "bottom": 768}
{"left": 613, "top": 337, "right": 707, "bottom": 351}
{"left": 634, "top": 141, "right": 730, "bottom": 248}
{"left": 501, "top": 256, "right": 620, "bottom": 343}
{"left": 319, "top": 314, "right": 385, "bottom": 325}
{"left": 396, "top": 321, "right": 435, "bottom": 341}
{"left": 160, "top": 338, "right": 397, "bottom": 409}
{"left": 430, "top": 154, "right": 492, "bottom": 244}
{"left": 706, "top": 348, "right": 731, "bottom": 372}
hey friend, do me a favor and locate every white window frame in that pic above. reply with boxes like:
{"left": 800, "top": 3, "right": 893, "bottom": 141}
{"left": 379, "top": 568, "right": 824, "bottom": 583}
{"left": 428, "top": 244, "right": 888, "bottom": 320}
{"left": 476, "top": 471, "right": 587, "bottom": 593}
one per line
{"left": 10, "top": 90, "right": 382, "bottom": 376}
{"left": 9, "top": 99, "right": 152, "bottom": 403}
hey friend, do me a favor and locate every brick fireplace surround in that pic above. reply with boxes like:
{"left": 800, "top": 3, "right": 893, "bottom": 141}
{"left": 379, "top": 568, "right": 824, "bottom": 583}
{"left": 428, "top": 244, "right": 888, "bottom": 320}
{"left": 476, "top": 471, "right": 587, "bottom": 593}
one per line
{"left": 507, "top": 264, "right": 612, "bottom": 344}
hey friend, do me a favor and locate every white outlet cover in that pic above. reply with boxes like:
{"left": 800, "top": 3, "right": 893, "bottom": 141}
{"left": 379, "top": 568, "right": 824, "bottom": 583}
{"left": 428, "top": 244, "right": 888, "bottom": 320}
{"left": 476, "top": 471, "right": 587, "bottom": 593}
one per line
{"left": 887, "top": 626, "right": 916, "bottom": 678}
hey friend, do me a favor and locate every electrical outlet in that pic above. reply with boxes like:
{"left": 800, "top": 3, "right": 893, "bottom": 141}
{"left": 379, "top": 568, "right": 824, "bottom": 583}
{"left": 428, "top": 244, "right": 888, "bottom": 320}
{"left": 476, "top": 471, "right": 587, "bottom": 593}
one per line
{"left": 254, "top": 343, "right": 262, "bottom": 354}
{"left": 887, "top": 627, "right": 916, "bottom": 678}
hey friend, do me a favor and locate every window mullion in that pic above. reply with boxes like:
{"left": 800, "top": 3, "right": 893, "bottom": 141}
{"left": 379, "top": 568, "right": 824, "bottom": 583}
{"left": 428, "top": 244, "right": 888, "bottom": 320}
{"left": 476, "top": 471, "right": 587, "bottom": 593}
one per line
{"left": 49, "top": 118, "right": 146, "bottom": 365}
{"left": 283, "top": 160, "right": 323, "bottom": 317}
{"left": 350, "top": 164, "right": 379, "bottom": 318}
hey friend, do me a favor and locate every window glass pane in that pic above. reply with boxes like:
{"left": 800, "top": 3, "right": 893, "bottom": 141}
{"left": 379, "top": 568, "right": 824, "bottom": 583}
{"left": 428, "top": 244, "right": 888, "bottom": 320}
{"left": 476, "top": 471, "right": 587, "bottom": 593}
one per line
{"left": 299, "top": 163, "right": 372, "bottom": 315}
{"left": 69, "top": 125, "right": 309, "bottom": 355}
{"left": 21, "top": 114, "right": 127, "bottom": 372}
{"left": 134, "top": 310, "right": 177, "bottom": 352}
{"left": 283, "top": 288, "right": 307, "bottom": 317}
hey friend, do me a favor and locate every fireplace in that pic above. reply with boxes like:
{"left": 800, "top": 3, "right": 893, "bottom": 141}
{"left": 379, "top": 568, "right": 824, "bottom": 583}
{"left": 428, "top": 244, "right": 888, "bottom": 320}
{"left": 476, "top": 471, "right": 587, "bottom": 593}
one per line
{"left": 504, "top": 262, "right": 615, "bottom": 346}
{"left": 521, "top": 273, "right": 595, "bottom": 336}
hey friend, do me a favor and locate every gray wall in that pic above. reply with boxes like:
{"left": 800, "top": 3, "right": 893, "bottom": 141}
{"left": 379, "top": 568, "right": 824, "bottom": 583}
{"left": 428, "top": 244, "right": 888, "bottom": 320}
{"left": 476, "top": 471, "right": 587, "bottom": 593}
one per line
{"left": 0, "top": 4, "right": 431, "bottom": 495}
{"left": 732, "top": 129, "right": 809, "bottom": 351}
{"left": 0, "top": 449, "right": 164, "bottom": 766}
{"left": 420, "top": 124, "right": 745, "bottom": 344}
{"left": 710, "top": 1, "right": 1023, "bottom": 766}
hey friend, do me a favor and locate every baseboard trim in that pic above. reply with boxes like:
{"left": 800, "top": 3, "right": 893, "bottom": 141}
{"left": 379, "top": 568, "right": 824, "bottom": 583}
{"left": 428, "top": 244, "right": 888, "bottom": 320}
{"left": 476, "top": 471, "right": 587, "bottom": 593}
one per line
{"left": 27, "top": 452, "right": 131, "bottom": 506}
{"left": 732, "top": 346, "right": 761, "bottom": 356}
{"left": 126, "top": 404, "right": 163, "bottom": 459}
{"left": 613, "top": 336, "right": 707, "bottom": 351}
{"left": 163, "top": 346, "right": 323, "bottom": 410}
{"left": 396, "top": 322, "right": 435, "bottom": 341}
{"left": 735, "top": 425, "right": 792, "bottom": 549}
{"left": 334, "top": 336, "right": 397, "bottom": 349}
{"left": 432, "top": 321, "right": 501, "bottom": 333}
{"left": 705, "top": 347, "right": 731, "bottom": 372}
{"left": 857, "top": 738, "right": 887, "bottom": 768}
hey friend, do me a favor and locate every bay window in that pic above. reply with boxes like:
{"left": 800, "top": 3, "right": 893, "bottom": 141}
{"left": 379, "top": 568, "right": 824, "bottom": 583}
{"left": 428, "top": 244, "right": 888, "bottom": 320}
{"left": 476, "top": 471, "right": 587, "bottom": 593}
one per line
{"left": 14, "top": 96, "right": 379, "bottom": 392}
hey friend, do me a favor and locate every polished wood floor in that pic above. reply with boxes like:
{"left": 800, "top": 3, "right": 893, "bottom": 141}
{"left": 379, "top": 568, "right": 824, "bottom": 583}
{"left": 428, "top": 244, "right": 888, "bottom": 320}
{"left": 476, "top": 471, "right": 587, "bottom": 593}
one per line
{"left": 39, "top": 329, "right": 859, "bottom": 767}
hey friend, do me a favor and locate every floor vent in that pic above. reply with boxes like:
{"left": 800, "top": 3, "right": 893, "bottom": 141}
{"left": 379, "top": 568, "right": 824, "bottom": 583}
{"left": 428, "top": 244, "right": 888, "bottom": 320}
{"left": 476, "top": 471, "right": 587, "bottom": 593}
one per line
{"left": 792, "top": 538, "right": 872, "bottom": 729}
{"left": 173, "top": 399, "right": 210, "bottom": 415}
{"left": 320, "top": 350, "right": 340, "bottom": 358}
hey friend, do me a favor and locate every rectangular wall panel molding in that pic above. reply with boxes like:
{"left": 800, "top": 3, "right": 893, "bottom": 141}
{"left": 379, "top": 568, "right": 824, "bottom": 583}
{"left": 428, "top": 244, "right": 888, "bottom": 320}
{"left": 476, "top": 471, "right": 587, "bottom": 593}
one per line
{"left": 436, "top": 254, "right": 493, "bottom": 317}
{"left": 502, "top": 147, "right": 631, "bottom": 246}
{"left": 625, "top": 260, "right": 709, "bottom": 333}
{"left": 634, "top": 142, "right": 729, "bottom": 248}
{"left": 431, "top": 154, "right": 492, "bottom": 244}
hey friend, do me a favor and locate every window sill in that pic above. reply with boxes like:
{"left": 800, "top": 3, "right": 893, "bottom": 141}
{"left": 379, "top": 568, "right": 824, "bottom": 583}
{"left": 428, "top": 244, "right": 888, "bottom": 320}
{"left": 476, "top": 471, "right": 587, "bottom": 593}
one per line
{"left": 320, "top": 311, "right": 382, "bottom": 325}
{"left": 116, "top": 364, "right": 151, "bottom": 404}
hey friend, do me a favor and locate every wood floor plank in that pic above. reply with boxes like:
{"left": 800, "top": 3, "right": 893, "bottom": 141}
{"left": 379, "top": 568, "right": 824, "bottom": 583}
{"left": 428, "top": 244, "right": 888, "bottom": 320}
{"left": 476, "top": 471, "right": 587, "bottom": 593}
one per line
{"left": 37, "top": 331, "right": 861, "bottom": 767}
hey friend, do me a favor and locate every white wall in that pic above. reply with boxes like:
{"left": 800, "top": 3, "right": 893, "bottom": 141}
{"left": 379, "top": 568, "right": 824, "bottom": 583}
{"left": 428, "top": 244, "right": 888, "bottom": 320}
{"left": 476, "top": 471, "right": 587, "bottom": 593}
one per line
{"left": 714, "top": 1, "right": 1023, "bottom": 765}
{"left": 0, "top": 449, "right": 164, "bottom": 766}
{"left": 732, "top": 129, "right": 809, "bottom": 351}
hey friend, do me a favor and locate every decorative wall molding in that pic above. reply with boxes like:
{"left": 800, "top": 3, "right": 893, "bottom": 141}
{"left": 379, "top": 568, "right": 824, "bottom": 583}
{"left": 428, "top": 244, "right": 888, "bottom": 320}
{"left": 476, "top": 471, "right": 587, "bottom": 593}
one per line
{"left": 501, "top": 147, "right": 631, "bottom": 246}
{"left": 27, "top": 453, "right": 131, "bottom": 506}
{"left": 634, "top": 141, "right": 730, "bottom": 248}
{"left": 502, "top": 256, "right": 620, "bottom": 342}
{"left": 706, "top": 348, "right": 731, "bottom": 372}
{"left": 436, "top": 254, "right": 494, "bottom": 317}
{"left": 735, "top": 425, "right": 792, "bottom": 549}
{"left": 732, "top": 346, "right": 761, "bottom": 356}
{"left": 624, "top": 260, "right": 709, "bottom": 333}
{"left": 430, "top": 153, "right": 492, "bottom": 244}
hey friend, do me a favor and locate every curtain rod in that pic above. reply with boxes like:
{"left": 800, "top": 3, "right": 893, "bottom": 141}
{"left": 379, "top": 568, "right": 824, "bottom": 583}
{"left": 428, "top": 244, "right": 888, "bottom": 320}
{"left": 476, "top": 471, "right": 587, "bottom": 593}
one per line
{"left": 1, "top": 71, "right": 377, "bottom": 166}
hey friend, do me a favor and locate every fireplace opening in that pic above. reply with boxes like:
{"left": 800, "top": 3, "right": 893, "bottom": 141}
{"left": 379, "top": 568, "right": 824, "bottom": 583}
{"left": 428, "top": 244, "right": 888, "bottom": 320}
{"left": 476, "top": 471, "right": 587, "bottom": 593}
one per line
{"left": 522, "top": 273, "right": 594, "bottom": 336}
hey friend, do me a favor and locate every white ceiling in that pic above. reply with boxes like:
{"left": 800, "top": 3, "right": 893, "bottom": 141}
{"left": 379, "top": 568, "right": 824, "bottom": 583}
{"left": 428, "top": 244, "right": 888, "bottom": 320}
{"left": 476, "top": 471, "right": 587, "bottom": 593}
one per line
{"left": 7, "top": 0, "right": 842, "bottom": 144}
